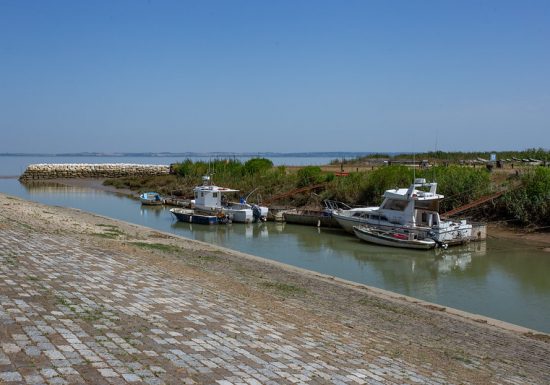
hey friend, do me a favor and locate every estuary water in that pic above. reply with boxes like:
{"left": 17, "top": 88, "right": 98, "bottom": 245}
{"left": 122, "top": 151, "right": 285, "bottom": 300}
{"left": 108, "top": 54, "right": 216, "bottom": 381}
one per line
{"left": 1, "top": 156, "right": 549, "bottom": 333}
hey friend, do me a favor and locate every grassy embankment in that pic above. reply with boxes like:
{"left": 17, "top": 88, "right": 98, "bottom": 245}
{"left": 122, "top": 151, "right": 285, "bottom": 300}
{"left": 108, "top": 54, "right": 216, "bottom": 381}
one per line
{"left": 104, "top": 152, "right": 550, "bottom": 228}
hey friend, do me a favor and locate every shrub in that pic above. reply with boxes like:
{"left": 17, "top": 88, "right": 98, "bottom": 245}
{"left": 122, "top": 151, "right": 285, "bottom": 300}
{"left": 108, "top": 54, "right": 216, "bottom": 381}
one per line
{"left": 360, "top": 166, "right": 413, "bottom": 204}
{"left": 242, "top": 158, "right": 273, "bottom": 175}
{"left": 500, "top": 167, "right": 550, "bottom": 225}
{"left": 418, "top": 166, "right": 492, "bottom": 212}
{"left": 296, "top": 166, "right": 324, "bottom": 188}
{"left": 171, "top": 159, "right": 195, "bottom": 177}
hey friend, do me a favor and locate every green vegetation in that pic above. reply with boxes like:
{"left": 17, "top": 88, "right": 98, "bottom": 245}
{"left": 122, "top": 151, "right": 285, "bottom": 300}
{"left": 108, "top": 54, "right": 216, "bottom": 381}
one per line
{"left": 193, "top": 254, "right": 218, "bottom": 263}
{"left": 79, "top": 305, "right": 106, "bottom": 322}
{"left": 260, "top": 281, "right": 307, "bottom": 296}
{"left": 296, "top": 166, "right": 327, "bottom": 187}
{"left": 94, "top": 224, "right": 125, "bottom": 239}
{"left": 129, "top": 242, "right": 182, "bottom": 253}
{"left": 421, "top": 166, "right": 492, "bottom": 212}
{"left": 498, "top": 167, "right": 550, "bottom": 226}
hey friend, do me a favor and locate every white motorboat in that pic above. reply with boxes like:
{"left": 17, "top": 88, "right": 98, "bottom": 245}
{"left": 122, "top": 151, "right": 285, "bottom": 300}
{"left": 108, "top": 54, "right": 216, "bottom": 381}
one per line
{"left": 353, "top": 225, "right": 437, "bottom": 250}
{"left": 332, "top": 178, "right": 472, "bottom": 245}
{"left": 192, "top": 176, "right": 268, "bottom": 223}
{"left": 139, "top": 192, "right": 163, "bottom": 205}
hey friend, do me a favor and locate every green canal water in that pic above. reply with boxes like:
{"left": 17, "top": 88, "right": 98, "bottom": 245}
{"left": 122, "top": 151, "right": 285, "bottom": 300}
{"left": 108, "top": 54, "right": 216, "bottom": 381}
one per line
{"left": 1, "top": 178, "right": 549, "bottom": 334}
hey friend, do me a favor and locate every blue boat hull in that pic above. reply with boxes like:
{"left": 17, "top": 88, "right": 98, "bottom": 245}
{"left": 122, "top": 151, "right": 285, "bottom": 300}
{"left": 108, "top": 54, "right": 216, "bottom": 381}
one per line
{"left": 170, "top": 209, "right": 222, "bottom": 225}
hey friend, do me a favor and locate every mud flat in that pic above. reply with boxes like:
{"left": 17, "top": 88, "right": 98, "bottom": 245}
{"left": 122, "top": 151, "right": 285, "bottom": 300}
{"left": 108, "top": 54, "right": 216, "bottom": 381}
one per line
{"left": 0, "top": 193, "right": 549, "bottom": 384}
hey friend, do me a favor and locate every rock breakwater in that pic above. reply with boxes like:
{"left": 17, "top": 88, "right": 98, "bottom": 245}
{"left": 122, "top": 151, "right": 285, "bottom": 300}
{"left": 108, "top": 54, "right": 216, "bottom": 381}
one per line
{"left": 19, "top": 163, "right": 170, "bottom": 180}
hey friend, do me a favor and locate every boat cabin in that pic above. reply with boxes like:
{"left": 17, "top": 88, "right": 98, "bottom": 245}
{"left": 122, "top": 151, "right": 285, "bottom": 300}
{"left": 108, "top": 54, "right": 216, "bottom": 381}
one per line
{"left": 378, "top": 178, "right": 444, "bottom": 228}
{"left": 193, "top": 176, "right": 240, "bottom": 210}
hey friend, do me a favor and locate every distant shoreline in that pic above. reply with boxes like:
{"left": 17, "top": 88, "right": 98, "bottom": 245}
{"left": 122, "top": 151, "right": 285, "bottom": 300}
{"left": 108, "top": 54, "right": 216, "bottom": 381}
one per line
{"left": 0, "top": 151, "right": 381, "bottom": 158}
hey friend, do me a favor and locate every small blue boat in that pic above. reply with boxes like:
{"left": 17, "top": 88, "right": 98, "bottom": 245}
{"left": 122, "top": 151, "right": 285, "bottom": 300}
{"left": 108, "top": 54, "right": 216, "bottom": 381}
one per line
{"left": 140, "top": 192, "right": 163, "bottom": 205}
{"left": 170, "top": 208, "right": 230, "bottom": 225}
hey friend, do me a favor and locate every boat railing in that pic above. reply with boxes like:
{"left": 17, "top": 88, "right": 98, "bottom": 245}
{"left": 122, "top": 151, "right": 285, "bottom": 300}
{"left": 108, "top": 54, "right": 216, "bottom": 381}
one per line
{"left": 323, "top": 200, "right": 352, "bottom": 211}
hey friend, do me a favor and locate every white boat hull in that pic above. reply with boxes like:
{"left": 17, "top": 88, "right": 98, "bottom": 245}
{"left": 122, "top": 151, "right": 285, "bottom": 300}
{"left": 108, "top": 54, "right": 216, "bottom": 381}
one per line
{"left": 332, "top": 210, "right": 371, "bottom": 233}
{"left": 333, "top": 211, "right": 472, "bottom": 245}
{"left": 139, "top": 192, "right": 163, "bottom": 206}
{"left": 223, "top": 208, "right": 253, "bottom": 223}
{"left": 353, "top": 226, "right": 436, "bottom": 250}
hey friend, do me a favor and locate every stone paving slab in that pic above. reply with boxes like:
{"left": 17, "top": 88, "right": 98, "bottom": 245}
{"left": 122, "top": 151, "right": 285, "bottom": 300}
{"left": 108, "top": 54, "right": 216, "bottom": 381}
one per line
{"left": 1, "top": 196, "right": 549, "bottom": 384}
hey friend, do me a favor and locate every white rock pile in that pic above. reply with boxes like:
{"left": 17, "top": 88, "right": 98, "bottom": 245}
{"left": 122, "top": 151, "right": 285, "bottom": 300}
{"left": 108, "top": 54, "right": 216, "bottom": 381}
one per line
{"left": 19, "top": 163, "right": 170, "bottom": 180}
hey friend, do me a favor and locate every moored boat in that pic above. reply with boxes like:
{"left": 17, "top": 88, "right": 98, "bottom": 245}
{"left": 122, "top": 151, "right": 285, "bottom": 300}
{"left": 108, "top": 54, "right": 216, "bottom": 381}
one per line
{"left": 192, "top": 176, "right": 268, "bottom": 223}
{"left": 170, "top": 208, "right": 230, "bottom": 225}
{"left": 140, "top": 192, "right": 163, "bottom": 205}
{"left": 331, "top": 178, "right": 472, "bottom": 245}
{"left": 353, "top": 225, "right": 437, "bottom": 250}
{"left": 283, "top": 209, "right": 338, "bottom": 227}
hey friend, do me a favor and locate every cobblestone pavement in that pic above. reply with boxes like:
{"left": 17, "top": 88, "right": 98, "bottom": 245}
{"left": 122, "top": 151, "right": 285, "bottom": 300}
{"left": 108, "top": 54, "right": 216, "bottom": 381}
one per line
{"left": 1, "top": 202, "right": 549, "bottom": 384}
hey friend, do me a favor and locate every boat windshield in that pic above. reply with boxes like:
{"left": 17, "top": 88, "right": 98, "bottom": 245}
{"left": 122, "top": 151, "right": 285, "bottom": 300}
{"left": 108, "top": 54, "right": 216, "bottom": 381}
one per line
{"left": 381, "top": 199, "right": 408, "bottom": 211}
{"left": 415, "top": 199, "right": 439, "bottom": 211}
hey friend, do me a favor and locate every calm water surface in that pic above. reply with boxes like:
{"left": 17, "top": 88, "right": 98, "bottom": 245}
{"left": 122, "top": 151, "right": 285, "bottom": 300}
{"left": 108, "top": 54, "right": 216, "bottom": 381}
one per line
{"left": 1, "top": 169, "right": 549, "bottom": 334}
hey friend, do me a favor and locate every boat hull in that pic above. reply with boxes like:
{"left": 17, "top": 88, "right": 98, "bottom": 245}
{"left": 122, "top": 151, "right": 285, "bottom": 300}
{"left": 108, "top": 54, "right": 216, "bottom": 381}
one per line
{"left": 195, "top": 204, "right": 264, "bottom": 223}
{"left": 284, "top": 210, "right": 339, "bottom": 227}
{"left": 333, "top": 211, "right": 472, "bottom": 245}
{"left": 223, "top": 208, "right": 253, "bottom": 223}
{"left": 353, "top": 226, "right": 436, "bottom": 250}
{"left": 140, "top": 192, "right": 163, "bottom": 206}
{"left": 170, "top": 208, "right": 223, "bottom": 225}
{"left": 332, "top": 210, "right": 371, "bottom": 233}
{"left": 140, "top": 199, "right": 163, "bottom": 206}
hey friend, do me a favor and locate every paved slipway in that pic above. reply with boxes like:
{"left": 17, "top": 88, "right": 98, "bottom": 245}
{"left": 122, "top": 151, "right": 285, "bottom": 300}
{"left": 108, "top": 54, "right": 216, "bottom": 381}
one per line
{"left": 0, "top": 193, "right": 549, "bottom": 385}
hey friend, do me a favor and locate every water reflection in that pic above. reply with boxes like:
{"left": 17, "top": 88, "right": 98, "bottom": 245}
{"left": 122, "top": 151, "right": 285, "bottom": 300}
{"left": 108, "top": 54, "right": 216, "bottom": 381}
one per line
{"left": 21, "top": 181, "right": 98, "bottom": 194}
{"left": 140, "top": 205, "right": 165, "bottom": 219}
{"left": 435, "top": 242, "right": 486, "bottom": 273}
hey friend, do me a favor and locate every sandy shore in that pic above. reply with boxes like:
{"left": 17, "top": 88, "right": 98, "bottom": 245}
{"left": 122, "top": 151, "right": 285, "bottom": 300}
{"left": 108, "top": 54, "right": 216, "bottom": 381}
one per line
{"left": 0, "top": 192, "right": 549, "bottom": 384}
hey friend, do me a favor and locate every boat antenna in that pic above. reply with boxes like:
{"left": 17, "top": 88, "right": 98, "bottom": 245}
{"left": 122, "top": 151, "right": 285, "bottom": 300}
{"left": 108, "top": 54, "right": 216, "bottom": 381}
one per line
{"left": 245, "top": 187, "right": 260, "bottom": 201}
{"left": 433, "top": 129, "right": 438, "bottom": 182}
{"left": 413, "top": 150, "right": 416, "bottom": 183}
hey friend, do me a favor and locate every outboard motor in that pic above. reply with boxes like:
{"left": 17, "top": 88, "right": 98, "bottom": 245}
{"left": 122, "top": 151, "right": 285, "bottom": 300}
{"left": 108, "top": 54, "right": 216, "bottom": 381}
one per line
{"left": 252, "top": 204, "right": 262, "bottom": 222}
{"left": 428, "top": 230, "right": 448, "bottom": 249}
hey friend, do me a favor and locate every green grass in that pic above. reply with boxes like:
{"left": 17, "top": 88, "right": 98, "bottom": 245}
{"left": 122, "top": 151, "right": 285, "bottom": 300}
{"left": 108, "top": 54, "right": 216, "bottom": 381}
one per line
{"left": 80, "top": 306, "right": 105, "bottom": 322}
{"left": 260, "top": 281, "right": 307, "bottom": 296}
{"left": 193, "top": 254, "right": 218, "bottom": 263}
{"left": 129, "top": 242, "right": 182, "bottom": 253}
{"left": 55, "top": 296, "right": 72, "bottom": 307}
{"left": 94, "top": 224, "right": 126, "bottom": 238}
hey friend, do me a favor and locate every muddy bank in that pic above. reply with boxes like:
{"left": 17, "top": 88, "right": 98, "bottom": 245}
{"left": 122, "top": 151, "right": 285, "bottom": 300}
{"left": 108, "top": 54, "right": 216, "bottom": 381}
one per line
{"left": 1, "top": 192, "right": 549, "bottom": 384}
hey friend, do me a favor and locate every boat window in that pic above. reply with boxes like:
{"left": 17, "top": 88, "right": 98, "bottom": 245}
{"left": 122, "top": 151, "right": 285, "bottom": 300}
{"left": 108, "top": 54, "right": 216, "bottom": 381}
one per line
{"left": 422, "top": 212, "right": 428, "bottom": 223}
{"left": 415, "top": 200, "right": 439, "bottom": 211}
{"left": 368, "top": 214, "right": 388, "bottom": 222}
{"left": 381, "top": 199, "right": 407, "bottom": 211}
{"left": 213, "top": 192, "right": 218, "bottom": 198}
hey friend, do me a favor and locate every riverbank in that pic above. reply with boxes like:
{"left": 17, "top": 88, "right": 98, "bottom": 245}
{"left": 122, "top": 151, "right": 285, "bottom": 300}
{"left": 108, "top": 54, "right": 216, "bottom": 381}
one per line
{"left": 40, "top": 177, "right": 550, "bottom": 247}
{"left": 1, "top": 192, "right": 549, "bottom": 384}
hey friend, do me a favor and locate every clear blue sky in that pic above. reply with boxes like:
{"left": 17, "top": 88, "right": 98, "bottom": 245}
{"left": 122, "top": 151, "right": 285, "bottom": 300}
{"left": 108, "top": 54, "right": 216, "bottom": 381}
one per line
{"left": 1, "top": 0, "right": 548, "bottom": 153}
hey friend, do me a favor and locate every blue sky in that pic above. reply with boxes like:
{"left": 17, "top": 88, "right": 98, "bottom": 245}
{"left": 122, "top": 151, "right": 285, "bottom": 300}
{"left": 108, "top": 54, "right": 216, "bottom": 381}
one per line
{"left": 1, "top": 0, "right": 548, "bottom": 153}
